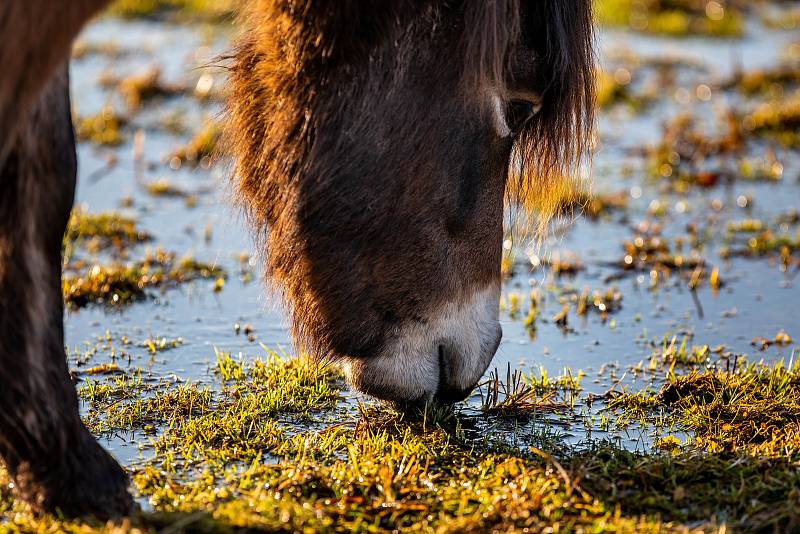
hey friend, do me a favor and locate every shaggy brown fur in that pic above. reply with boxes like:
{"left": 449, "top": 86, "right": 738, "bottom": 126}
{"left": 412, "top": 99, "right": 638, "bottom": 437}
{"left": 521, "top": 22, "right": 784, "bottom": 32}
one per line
{"left": 227, "top": 0, "right": 595, "bottom": 367}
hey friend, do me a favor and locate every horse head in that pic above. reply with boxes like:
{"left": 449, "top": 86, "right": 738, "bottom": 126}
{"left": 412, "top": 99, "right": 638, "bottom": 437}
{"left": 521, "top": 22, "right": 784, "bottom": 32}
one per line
{"left": 228, "top": 0, "right": 595, "bottom": 408}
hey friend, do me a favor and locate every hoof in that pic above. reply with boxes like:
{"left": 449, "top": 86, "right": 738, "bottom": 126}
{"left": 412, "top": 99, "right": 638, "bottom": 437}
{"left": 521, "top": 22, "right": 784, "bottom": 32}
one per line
{"left": 14, "top": 432, "right": 134, "bottom": 519}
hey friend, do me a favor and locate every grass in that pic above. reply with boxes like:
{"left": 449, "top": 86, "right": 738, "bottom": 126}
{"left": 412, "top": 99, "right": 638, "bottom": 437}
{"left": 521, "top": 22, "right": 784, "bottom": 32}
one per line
{"left": 75, "top": 106, "right": 127, "bottom": 147}
{"left": 510, "top": 181, "right": 628, "bottom": 223}
{"left": 72, "top": 40, "right": 128, "bottom": 61}
{"left": 66, "top": 209, "right": 151, "bottom": 252}
{"left": 648, "top": 112, "right": 742, "bottom": 190}
{"left": 727, "top": 65, "right": 800, "bottom": 96}
{"left": 62, "top": 209, "right": 226, "bottom": 308}
{"left": 142, "top": 178, "right": 188, "bottom": 198}
{"left": 649, "top": 90, "right": 799, "bottom": 191}
{"left": 479, "top": 366, "right": 573, "bottom": 417}
{"left": 107, "top": 0, "right": 237, "bottom": 22}
{"left": 62, "top": 249, "right": 225, "bottom": 307}
{"left": 596, "top": 69, "right": 656, "bottom": 110}
{"left": 611, "top": 356, "right": 800, "bottom": 455}
{"left": 721, "top": 216, "right": 800, "bottom": 271}
{"left": 78, "top": 347, "right": 340, "bottom": 461}
{"left": 85, "top": 381, "right": 214, "bottom": 436}
{"left": 169, "top": 119, "right": 221, "bottom": 168}
{"left": 213, "top": 347, "right": 341, "bottom": 418}
{"left": 5, "top": 346, "right": 800, "bottom": 531}
{"left": 596, "top": 0, "right": 744, "bottom": 37}
{"left": 504, "top": 285, "right": 623, "bottom": 332}
{"left": 648, "top": 336, "right": 712, "bottom": 368}
{"left": 619, "top": 229, "right": 718, "bottom": 290}
{"left": 116, "top": 67, "right": 184, "bottom": 110}
{"left": 572, "top": 287, "right": 623, "bottom": 319}
{"left": 10, "top": 3, "right": 799, "bottom": 530}
{"left": 742, "top": 91, "right": 800, "bottom": 147}
{"left": 142, "top": 336, "right": 184, "bottom": 354}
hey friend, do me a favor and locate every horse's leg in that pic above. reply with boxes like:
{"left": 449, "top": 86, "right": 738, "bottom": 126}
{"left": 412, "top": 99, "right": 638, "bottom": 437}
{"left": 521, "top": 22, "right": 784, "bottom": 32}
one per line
{"left": 0, "top": 66, "right": 132, "bottom": 517}
{"left": 0, "top": 0, "right": 110, "bottom": 161}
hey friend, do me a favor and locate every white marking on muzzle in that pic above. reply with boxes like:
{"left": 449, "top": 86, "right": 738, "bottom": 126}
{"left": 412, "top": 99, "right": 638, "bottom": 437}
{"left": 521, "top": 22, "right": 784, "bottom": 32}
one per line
{"left": 341, "top": 284, "right": 502, "bottom": 404}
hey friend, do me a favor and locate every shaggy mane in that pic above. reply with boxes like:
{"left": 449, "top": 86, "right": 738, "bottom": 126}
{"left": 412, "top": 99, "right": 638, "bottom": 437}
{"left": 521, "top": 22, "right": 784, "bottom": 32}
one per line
{"left": 514, "top": 1, "right": 596, "bottom": 234}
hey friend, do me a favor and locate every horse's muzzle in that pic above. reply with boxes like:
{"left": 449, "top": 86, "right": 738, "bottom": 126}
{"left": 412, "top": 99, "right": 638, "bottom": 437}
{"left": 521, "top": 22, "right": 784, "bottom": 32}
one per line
{"left": 340, "top": 284, "right": 502, "bottom": 407}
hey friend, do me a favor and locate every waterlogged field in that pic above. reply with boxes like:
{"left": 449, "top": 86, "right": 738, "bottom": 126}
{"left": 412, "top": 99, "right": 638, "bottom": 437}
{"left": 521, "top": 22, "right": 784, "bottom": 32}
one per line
{"left": 2, "top": 1, "right": 800, "bottom": 532}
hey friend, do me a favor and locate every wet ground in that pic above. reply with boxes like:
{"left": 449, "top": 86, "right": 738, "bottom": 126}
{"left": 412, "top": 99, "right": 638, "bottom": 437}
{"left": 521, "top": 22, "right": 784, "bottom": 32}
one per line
{"left": 0, "top": 2, "right": 798, "bottom": 532}
{"left": 65, "top": 10, "right": 799, "bottom": 465}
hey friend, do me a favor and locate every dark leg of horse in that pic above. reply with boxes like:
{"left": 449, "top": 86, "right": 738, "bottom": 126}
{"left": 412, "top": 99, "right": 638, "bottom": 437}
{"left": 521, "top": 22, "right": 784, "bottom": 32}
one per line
{"left": 0, "top": 1, "right": 110, "bottom": 161}
{"left": 0, "top": 67, "right": 132, "bottom": 517}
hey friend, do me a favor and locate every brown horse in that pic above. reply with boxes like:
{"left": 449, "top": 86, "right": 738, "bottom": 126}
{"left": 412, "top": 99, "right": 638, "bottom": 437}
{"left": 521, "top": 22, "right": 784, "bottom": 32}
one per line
{"left": 0, "top": 0, "right": 594, "bottom": 518}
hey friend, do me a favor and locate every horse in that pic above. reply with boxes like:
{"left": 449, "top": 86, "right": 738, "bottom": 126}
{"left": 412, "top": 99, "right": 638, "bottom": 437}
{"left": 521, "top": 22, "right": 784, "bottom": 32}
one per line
{"left": 0, "top": 0, "right": 594, "bottom": 518}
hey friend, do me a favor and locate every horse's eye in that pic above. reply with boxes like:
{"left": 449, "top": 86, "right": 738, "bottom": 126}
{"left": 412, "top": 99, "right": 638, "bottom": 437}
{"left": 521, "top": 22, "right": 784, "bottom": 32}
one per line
{"left": 506, "top": 98, "right": 537, "bottom": 136}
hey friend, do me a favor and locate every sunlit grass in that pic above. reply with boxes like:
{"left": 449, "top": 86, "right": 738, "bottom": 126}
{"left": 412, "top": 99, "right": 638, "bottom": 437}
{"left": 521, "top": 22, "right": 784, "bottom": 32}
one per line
{"left": 62, "top": 249, "right": 225, "bottom": 307}
{"left": 74, "top": 106, "right": 127, "bottom": 146}
{"left": 107, "top": 0, "right": 238, "bottom": 22}
{"left": 5, "top": 348, "right": 800, "bottom": 531}
{"left": 596, "top": 0, "right": 743, "bottom": 37}
{"left": 66, "top": 208, "right": 151, "bottom": 251}
{"left": 743, "top": 91, "right": 800, "bottom": 147}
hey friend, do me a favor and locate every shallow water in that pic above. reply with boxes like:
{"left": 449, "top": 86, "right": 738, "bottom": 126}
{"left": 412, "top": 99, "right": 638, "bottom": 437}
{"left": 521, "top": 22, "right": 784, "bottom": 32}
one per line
{"left": 68, "top": 16, "right": 799, "bottom": 463}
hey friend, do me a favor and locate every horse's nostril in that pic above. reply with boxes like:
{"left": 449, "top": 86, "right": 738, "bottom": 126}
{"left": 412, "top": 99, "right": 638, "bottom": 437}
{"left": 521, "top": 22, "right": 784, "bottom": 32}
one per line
{"left": 437, "top": 343, "right": 447, "bottom": 390}
{"left": 435, "top": 344, "right": 475, "bottom": 405}
{"left": 434, "top": 384, "right": 474, "bottom": 405}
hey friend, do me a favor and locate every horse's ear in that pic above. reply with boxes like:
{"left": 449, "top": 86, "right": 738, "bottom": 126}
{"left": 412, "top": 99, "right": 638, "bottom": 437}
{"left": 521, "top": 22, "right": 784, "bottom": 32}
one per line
{"left": 510, "top": 0, "right": 596, "bottom": 236}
